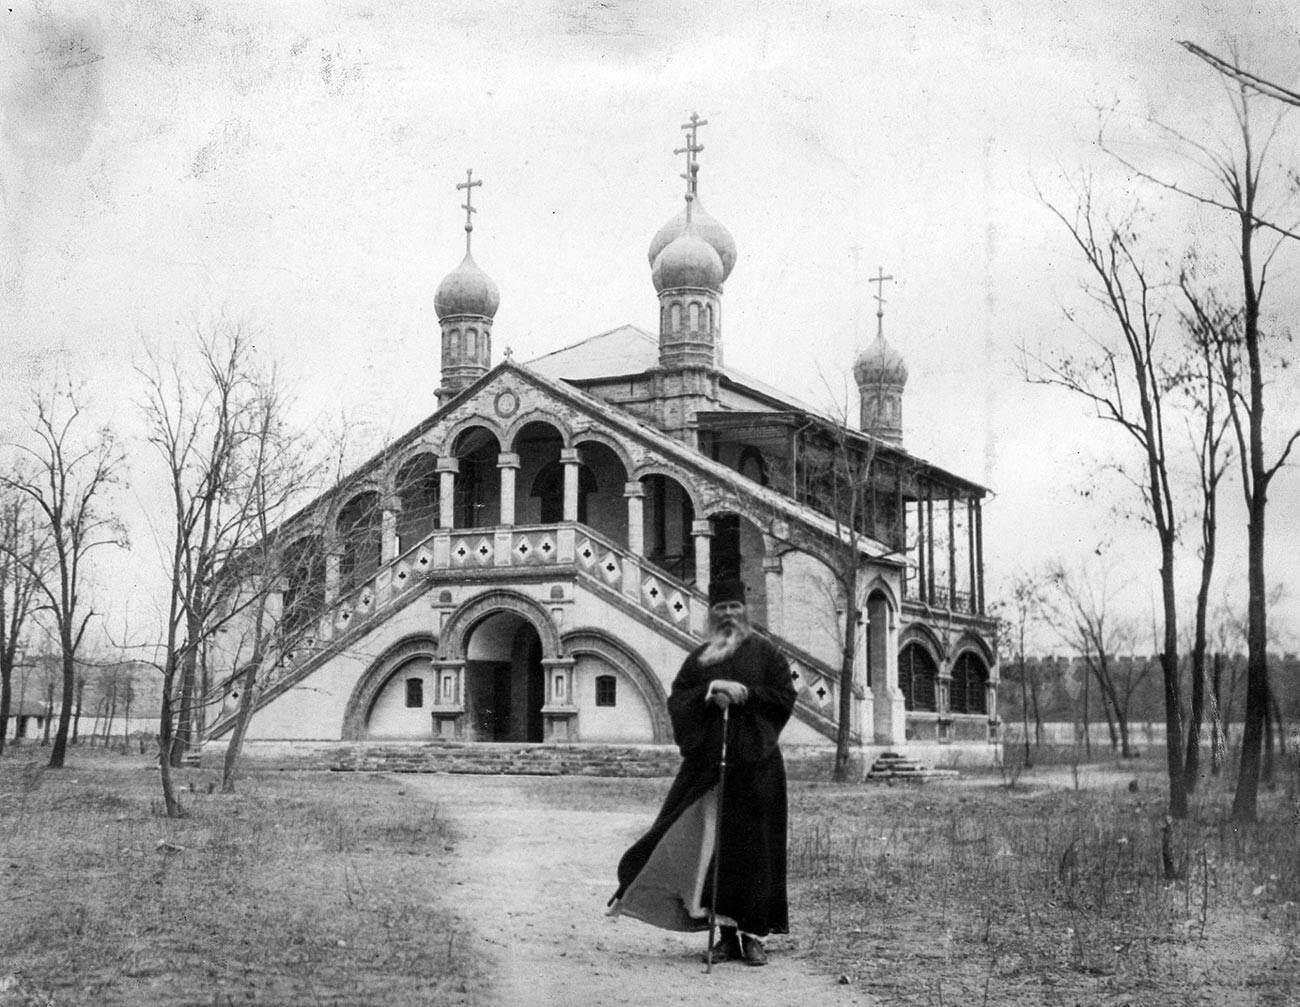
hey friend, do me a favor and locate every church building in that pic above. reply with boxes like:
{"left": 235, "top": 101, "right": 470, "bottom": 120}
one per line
{"left": 206, "top": 118, "right": 999, "bottom": 764}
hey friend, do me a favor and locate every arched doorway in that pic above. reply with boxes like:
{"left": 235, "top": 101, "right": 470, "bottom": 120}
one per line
{"left": 573, "top": 440, "right": 630, "bottom": 544}
{"left": 640, "top": 473, "right": 695, "bottom": 582}
{"left": 463, "top": 611, "right": 545, "bottom": 742}
{"left": 452, "top": 426, "right": 501, "bottom": 529}
{"left": 899, "top": 642, "right": 938, "bottom": 712}
{"left": 708, "top": 511, "right": 767, "bottom": 624}
{"left": 337, "top": 491, "right": 382, "bottom": 593}
{"left": 395, "top": 453, "right": 440, "bottom": 553}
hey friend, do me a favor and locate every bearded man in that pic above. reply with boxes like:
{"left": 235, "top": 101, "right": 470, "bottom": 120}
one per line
{"left": 607, "top": 578, "right": 796, "bottom": 966}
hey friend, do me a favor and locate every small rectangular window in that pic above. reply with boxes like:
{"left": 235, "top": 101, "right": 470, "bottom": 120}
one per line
{"left": 405, "top": 678, "right": 424, "bottom": 708}
{"left": 595, "top": 675, "right": 616, "bottom": 707}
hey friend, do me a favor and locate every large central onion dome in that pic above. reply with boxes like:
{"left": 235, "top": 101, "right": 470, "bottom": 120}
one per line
{"left": 652, "top": 226, "right": 724, "bottom": 293}
{"left": 647, "top": 196, "right": 736, "bottom": 284}
{"left": 853, "top": 333, "right": 909, "bottom": 387}
{"left": 434, "top": 250, "right": 500, "bottom": 320}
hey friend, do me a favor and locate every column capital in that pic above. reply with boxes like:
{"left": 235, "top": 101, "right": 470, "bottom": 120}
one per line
{"left": 497, "top": 451, "right": 521, "bottom": 469}
{"left": 436, "top": 456, "right": 460, "bottom": 474}
{"left": 690, "top": 519, "right": 713, "bottom": 538}
{"left": 559, "top": 447, "right": 581, "bottom": 465}
{"left": 623, "top": 481, "right": 646, "bottom": 499}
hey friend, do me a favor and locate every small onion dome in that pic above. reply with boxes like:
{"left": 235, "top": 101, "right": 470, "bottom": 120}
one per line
{"left": 647, "top": 197, "right": 737, "bottom": 283}
{"left": 853, "top": 334, "right": 909, "bottom": 386}
{"left": 434, "top": 251, "right": 501, "bottom": 320}
{"left": 652, "top": 229, "right": 724, "bottom": 293}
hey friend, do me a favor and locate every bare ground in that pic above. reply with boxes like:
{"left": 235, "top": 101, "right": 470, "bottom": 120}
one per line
{"left": 410, "top": 773, "right": 876, "bottom": 1007}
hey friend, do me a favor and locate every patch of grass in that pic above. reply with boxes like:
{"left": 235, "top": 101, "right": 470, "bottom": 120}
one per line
{"left": 787, "top": 755, "right": 1300, "bottom": 1006}
{"left": 0, "top": 751, "right": 480, "bottom": 1006}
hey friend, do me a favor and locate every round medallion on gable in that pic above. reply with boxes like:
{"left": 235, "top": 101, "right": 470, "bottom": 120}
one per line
{"left": 494, "top": 389, "right": 519, "bottom": 418}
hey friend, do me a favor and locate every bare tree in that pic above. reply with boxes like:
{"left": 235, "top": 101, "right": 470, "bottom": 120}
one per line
{"left": 1024, "top": 185, "right": 1189, "bottom": 815}
{"left": 996, "top": 572, "right": 1046, "bottom": 768}
{"left": 0, "top": 486, "right": 50, "bottom": 756}
{"left": 0, "top": 383, "right": 126, "bottom": 769}
{"left": 139, "top": 319, "right": 311, "bottom": 814}
{"left": 1177, "top": 277, "right": 1233, "bottom": 793}
{"left": 1113, "top": 42, "right": 1300, "bottom": 822}
{"left": 1042, "top": 559, "right": 1147, "bottom": 759}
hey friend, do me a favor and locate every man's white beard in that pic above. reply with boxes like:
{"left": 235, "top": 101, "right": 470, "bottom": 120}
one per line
{"left": 698, "top": 619, "right": 750, "bottom": 667}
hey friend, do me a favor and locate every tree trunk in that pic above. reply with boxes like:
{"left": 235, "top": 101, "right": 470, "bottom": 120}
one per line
{"left": 171, "top": 637, "right": 198, "bottom": 768}
{"left": 72, "top": 679, "right": 85, "bottom": 744}
{"left": 1210, "top": 652, "right": 1224, "bottom": 776}
{"left": 1019, "top": 653, "right": 1032, "bottom": 769}
{"left": 48, "top": 641, "right": 75, "bottom": 766}
{"left": 222, "top": 663, "right": 261, "bottom": 793}
{"left": 1232, "top": 498, "right": 1268, "bottom": 822}
{"left": 832, "top": 588, "right": 859, "bottom": 783}
{"left": 0, "top": 665, "right": 11, "bottom": 757}
{"left": 1082, "top": 663, "right": 1092, "bottom": 759}
{"left": 43, "top": 679, "right": 55, "bottom": 747}
{"left": 158, "top": 658, "right": 183, "bottom": 817}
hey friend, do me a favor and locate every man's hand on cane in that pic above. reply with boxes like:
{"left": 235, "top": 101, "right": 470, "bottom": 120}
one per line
{"left": 708, "top": 679, "right": 749, "bottom": 708}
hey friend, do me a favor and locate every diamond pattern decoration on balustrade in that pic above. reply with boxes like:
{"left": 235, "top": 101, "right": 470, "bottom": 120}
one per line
{"left": 642, "top": 574, "right": 663, "bottom": 611}
{"left": 790, "top": 658, "right": 835, "bottom": 711}
{"left": 513, "top": 531, "right": 557, "bottom": 566}
{"left": 599, "top": 551, "right": 621, "bottom": 586}
{"left": 577, "top": 537, "right": 597, "bottom": 569}
{"left": 666, "top": 589, "right": 689, "bottom": 624}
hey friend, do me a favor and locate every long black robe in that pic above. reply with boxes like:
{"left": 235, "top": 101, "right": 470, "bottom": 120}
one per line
{"left": 609, "top": 633, "right": 796, "bottom": 937}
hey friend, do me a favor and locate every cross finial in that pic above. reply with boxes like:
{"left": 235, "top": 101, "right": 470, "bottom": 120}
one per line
{"left": 457, "top": 168, "right": 483, "bottom": 253}
{"left": 868, "top": 266, "right": 894, "bottom": 339}
{"left": 673, "top": 112, "right": 708, "bottom": 199}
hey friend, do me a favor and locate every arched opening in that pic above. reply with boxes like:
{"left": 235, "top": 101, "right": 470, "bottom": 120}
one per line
{"left": 280, "top": 535, "right": 325, "bottom": 637}
{"left": 899, "top": 642, "right": 938, "bottom": 712}
{"left": 738, "top": 446, "right": 769, "bottom": 487}
{"left": 395, "top": 453, "right": 439, "bottom": 554}
{"left": 950, "top": 651, "right": 989, "bottom": 715}
{"left": 452, "top": 427, "right": 501, "bottom": 529}
{"left": 708, "top": 511, "right": 768, "bottom": 626}
{"left": 640, "top": 473, "right": 695, "bottom": 582}
{"left": 531, "top": 462, "right": 592, "bottom": 523}
{"left": 573, "top": 440, "right": 629, "bottom": 544}
{"left": 865, "top": 590, "right": 891, "bottom": 690}
{"left": 515, "top": 421, "right": 565, "bottom": 524}
{"left": 364, "top": 655, "right": 437, "bottom": 738}
{"left": 463, "top": 611, "right": 545, "bottom": 742}
{"left": 337, "top": 491, "right": 382, "bottom": 593}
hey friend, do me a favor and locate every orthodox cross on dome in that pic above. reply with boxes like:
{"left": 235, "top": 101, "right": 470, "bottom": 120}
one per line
{"left": 674, "top": 112, "right": 707, "bottom": 200}
{"left": 457, "top": 168, "right": 482, "bottom": 252}
{"left": 869, "top": 266, "right": 894, "bottom": 339}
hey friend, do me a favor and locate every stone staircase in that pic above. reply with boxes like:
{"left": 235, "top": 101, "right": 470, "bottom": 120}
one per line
{"left": 865, "top": 751, "right": 959, "bottom": 782}
{"left": 205, "top": 522, "right": 856, "bottom": 747}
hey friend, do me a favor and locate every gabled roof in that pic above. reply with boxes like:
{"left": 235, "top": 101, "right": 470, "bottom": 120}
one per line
{"left": 526, "top": 324, "right": 990, "bottom": 496}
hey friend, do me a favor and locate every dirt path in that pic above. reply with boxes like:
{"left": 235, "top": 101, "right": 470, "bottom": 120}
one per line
{"left": 404, "top": 774, "right": 876, "bottom": 1007}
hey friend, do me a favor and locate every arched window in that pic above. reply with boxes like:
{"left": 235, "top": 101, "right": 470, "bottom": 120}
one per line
{"left": 670, "top": 303, "right": 682, "bottom": 333}
{"left": 899, "top": 642, "right": 938, "bottom": 712}
{"left": 688, "top": 302, "right": 700, "bottom": 330}
{"left": 595, "top": 675, "right": 617, "bottom": 707}
{"left": 950, "top": 652, "right": 988, "bottom": 714}
{"left": 405, "top": 678, "right": 424, "bottom": 708}
{"left": 465, "top": 329, "right": 477, "bottom": 357}
{"left": 705, "top": 304, "right": 714, "bottom": 334}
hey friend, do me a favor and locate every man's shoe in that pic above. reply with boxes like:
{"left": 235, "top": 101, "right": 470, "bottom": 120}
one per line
{"left": 702, "top": 928, "right": 742, "bottom": 964}
{"left": 741, "top": 935, "right": 768, "bottom": 966}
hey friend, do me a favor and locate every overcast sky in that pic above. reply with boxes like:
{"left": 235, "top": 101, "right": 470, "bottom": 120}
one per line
{"left": 3, "top": 0, "right": 1299, "bottom": 652}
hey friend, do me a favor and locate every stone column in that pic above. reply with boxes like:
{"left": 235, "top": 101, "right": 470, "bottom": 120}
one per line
{"left": 540, "top": 657, "right": 578, "bottom": 742}
{"left": 436, "top": 456, "right": 458, "bottom": 529}
{"left": 324, "top": 547, "right": 341, "bottom": 603}
{"left": 691, "top": 519, "right": 713, "bottom": 596}
{"left": 497, "top": 452, "right": 520, "bottom": 527}
{"left": 561, "top": 448, "right": 581, "bottom": 522}
{"left": 380, "top": 502, "right": 399, "bottom": 563}
{"left": 761, "top": 543, "right": 784, "bottom": 637}
{"left": 624, "top": 481, "right": 645, "bottom": 556}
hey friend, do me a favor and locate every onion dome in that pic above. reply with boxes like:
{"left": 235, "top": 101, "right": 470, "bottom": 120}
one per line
{"left": 651, "top": 228, "right": 724, "bottom": 293}
{"left": 647, "top": 197, "right": 737, "bottom": 283}
{"left": 853, "top": 334, "right": 909, "bottom": 387}
{"left": 434, "top": 251, "right": 500, "bottom": 320}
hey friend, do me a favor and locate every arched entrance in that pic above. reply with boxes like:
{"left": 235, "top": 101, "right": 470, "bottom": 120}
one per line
{"left": 640, "top": 473, "right": 695, "bottom": 582}
{"left": 464, "top": 611, "right": 545, "bottom": 742}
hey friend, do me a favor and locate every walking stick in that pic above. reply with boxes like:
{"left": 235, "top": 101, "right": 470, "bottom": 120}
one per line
{"left": 705, "top": 703, "right": 730, "bottom": 974}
